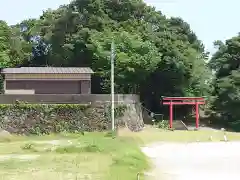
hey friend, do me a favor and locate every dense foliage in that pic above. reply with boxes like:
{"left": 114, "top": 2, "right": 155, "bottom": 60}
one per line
{"left": 209, "top": 37, "right": 240, "bottom": 130}
{"left": 0, "top": 0, "right": 211, "bottom": 117}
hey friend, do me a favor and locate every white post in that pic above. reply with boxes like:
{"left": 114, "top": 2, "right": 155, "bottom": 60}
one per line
{"left": 111, "top": 41, "right": 115, "bottom": 131}
{"left": 3, "top": 79, "right": 6, "bottom": 94}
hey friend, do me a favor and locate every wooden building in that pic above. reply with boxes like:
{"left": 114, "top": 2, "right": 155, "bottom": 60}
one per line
{"left": 1, "top": 67, "right": 94, "bottom": 94}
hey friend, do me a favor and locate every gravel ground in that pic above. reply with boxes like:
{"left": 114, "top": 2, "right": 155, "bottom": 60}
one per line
{"left": 142, "top": 142, "right": 240, "bottom": 180}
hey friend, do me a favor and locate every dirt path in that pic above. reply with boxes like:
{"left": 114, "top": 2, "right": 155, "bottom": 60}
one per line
{"left": 0, "top": 154, "right": 40, "bottom": 161}
{"left": 142, "top": 142, "right": 240, "bottom": 180}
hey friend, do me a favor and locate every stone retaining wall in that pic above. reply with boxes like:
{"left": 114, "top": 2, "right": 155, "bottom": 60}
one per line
{"left": 0, "top": 101, "right": 144, "bottom": 134}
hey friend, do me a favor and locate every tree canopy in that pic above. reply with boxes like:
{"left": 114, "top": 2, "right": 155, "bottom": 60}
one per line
{"left": 0, "top": 0, "right": 215, "bottom": 120}
{"left": 209, "top": 36, "right": 240, "bottom": 130}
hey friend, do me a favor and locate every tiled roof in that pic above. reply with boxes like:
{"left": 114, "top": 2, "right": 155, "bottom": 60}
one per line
{"left": 1, "top": 67, "right": 94, "bottom": 74}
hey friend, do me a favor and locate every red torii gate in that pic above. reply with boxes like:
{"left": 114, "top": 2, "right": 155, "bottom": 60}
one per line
{"left": 162, "top": 97, "right": 205, "bottom": 129}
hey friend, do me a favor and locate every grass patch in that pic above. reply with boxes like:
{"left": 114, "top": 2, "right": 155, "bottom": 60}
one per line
{"left": 0, "top": 154, "right": 110, "bottom": 180}
{"left": 2, "top": 126, "right": 238, "bottom": 179}
{"left": 0, "top": 132, "right": 149, "bottom": 180}
{"left": 0, "top": 132, "right": 82, "bottom": 143}
{"left": 118, "top": 127, "right": 240, "bottom": 144}
{"left": 55, "top": 144, "right": 103, "bottom": 153}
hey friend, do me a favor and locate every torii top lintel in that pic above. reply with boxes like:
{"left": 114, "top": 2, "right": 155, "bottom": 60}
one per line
{"left": 162, "top": 97, "right": 205, "bottom": 101}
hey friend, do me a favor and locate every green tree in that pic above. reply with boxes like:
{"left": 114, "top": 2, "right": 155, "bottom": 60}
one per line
{"left": 0, "top": 20, "right": 32, "bottom": 91}
{"left": 2, "top": 0, "right": 211, "bottom": 116}
{"left": 0, "top": 20, "right": 12, "bottom": 67}
{"left": 90, "top": 29, "right": 162, "bottom": 93}
{"left": 210, "top": 36, "right": 240, "bottom": 130}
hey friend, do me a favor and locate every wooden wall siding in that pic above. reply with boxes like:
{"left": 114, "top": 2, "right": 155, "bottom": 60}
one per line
{"left": 5, "top": 73, "right": 91, "bottom": 80}
{"left": 5, "top": 80, "right": 82, "bottom": 94}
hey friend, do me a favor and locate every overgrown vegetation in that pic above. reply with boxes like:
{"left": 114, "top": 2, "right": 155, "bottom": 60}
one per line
{"left": 0, "top": 132, "right": 149, "bottom": 180}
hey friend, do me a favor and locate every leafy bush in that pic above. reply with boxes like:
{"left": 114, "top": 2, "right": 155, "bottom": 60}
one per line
{"left": 21, "top": 143, "right": 35, "bottom": 150}
{"left": 21, "top": 143, "right": 38, "bottom": 152}
{"left": 157, "top": 120, "right": 170, "bottom": 130}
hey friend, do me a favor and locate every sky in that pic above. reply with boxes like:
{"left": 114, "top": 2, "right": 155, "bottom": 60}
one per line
{"left": 0, "top": 0, "right": 239, "bottom": 54}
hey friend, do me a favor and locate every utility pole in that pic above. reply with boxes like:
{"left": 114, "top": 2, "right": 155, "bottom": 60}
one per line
{"left": 111, "top": 40, "right": 115, "bottom": 131}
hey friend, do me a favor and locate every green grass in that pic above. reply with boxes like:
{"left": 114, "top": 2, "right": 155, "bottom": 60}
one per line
{"left": 118, "top": 127, "right": 240, "bottom": 144}
{"left": 0, "top": 132, "right": 149, "bottom": 180}
{"left": 1, "top": 127, "right": 239, "bottom": 180}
